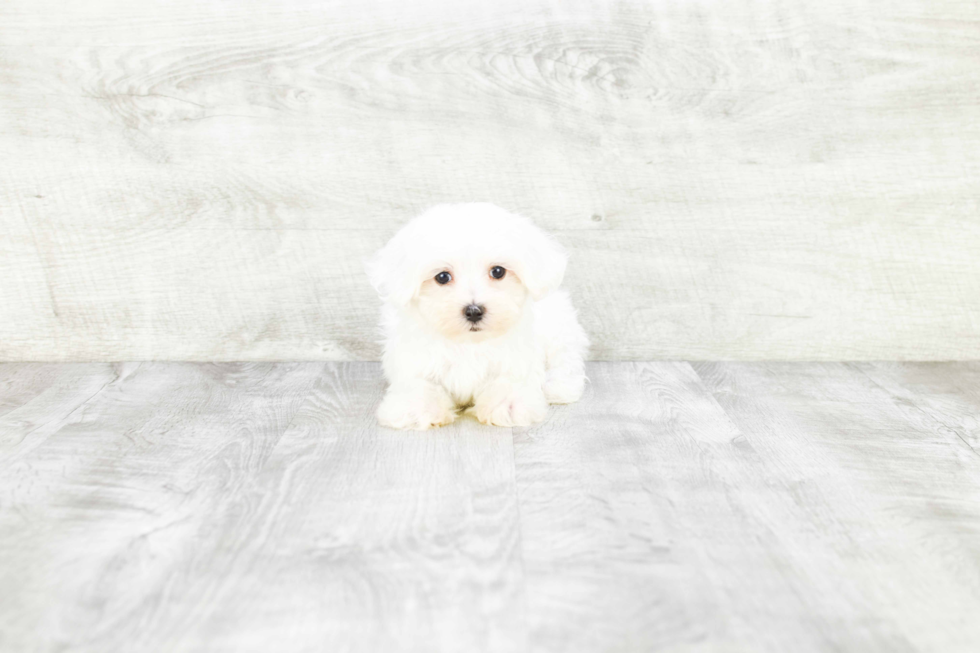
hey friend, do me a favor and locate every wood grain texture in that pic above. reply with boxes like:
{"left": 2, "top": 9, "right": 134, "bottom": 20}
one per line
{"left": 4, "top": 361, "right": 980, "bottom": 651}
{"left": 850, "top": 362, "right": 980, "bottom": 458}
{"left": 692, "top": 361, "right": 980, "bottom": 652}
{"left": 0, "top": 362, "right": 525, "bottom": 653}
{"left": 0, "top": 362, "right": 327, "bottom": 651}
{"left": 517, "top": 361, "right": 980, "bottom": 652}
{"left": 2, "top": 0, "right": 979, "bottom": 360}
{"left": 514, "top": 362, "right": 746, "bottom": 651}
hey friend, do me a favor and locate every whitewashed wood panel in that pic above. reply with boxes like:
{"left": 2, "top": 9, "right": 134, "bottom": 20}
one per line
{"left": 692, "top": 361, "right": 980, "bottom": 652}
{"left": 2, "top": 0, "right": 979, "bottom": 360}
{"left": 5, "top": 362, "right": 980, "bottom": 651}
{"left": 0, "top": 362, "right": 526, "bottom": 653}
{"left": 516, "top": 361, "right": 980, "bottom": 651}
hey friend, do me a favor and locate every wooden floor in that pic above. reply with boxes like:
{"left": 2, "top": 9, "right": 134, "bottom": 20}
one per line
{"left": 2, "top": 362, "right": 980, "bottom": 652}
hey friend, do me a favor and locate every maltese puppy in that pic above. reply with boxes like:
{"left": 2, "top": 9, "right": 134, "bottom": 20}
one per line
{"left": 367, "top": 203, "right": 588, "bottom": 430}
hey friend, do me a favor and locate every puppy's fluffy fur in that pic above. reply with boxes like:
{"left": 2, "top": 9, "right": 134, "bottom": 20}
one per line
{"left": 367, "top": 203, "right": 588, "bottom": 430}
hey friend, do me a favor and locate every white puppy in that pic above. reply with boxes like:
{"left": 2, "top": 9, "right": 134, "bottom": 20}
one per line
{"left": 366, "top": 203, "right": 588, "bottom": 430}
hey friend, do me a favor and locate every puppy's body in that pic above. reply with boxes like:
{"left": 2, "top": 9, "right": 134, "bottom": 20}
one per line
{"left": 368, "top": 204, "right": 588, "bottom": 430}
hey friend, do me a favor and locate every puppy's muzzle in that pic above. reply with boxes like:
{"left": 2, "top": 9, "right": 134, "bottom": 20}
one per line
{"left": 463, "top": 304, "right": 485, "bottom": 323}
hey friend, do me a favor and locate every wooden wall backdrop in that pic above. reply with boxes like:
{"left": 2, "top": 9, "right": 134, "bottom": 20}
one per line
{"left": 2, "top": 0, "right": 978, "bottom": 361}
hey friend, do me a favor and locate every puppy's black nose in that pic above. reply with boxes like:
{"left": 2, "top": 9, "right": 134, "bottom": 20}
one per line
{"left": 463, "top": 304, "right": 485, "bottom": 323}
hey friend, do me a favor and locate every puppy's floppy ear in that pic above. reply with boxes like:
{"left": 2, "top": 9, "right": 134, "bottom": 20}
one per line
{"left": 365, "top": 236, "right": 420, "bottom": 306}
{"left": 512, "top": 222, "right": 568, "bottom": 300}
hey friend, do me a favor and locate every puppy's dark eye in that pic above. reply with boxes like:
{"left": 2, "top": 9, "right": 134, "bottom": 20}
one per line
{"left": 434, "top": 271, "right": 452, "bottom": 285}
{"left": 490, "top": 266, "right": 506, "bottom": 280}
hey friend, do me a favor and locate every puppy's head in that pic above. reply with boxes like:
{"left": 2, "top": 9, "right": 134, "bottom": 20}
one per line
{"left": 366, "top": 203, "right": 567, "bottom": 341}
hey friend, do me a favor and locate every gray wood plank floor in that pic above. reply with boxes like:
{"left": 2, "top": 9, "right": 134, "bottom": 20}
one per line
{"left": 2, "top": 362, "right": 979, "bottom": 652}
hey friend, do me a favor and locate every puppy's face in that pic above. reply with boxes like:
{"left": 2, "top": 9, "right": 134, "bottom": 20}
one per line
{"left": 416, "top": 259, "right": 528, "bottom": 341}
{"left": 367, "top": 203, "right": 569, "bottom": 342}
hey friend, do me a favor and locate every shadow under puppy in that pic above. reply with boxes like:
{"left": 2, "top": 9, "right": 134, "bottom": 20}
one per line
{"left": 367, "top": 203, "right": 588, "bottom": 430}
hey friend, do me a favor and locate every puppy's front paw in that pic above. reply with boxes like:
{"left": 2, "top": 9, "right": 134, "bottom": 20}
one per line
{"left": 377, "top": 387, "right": 456, "bottom": 430}
{"left": 543, "top": 371, "right": 585, "bottom": 404}
{"left": 473, "top": 384, "right": 548, "bottom": 428}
